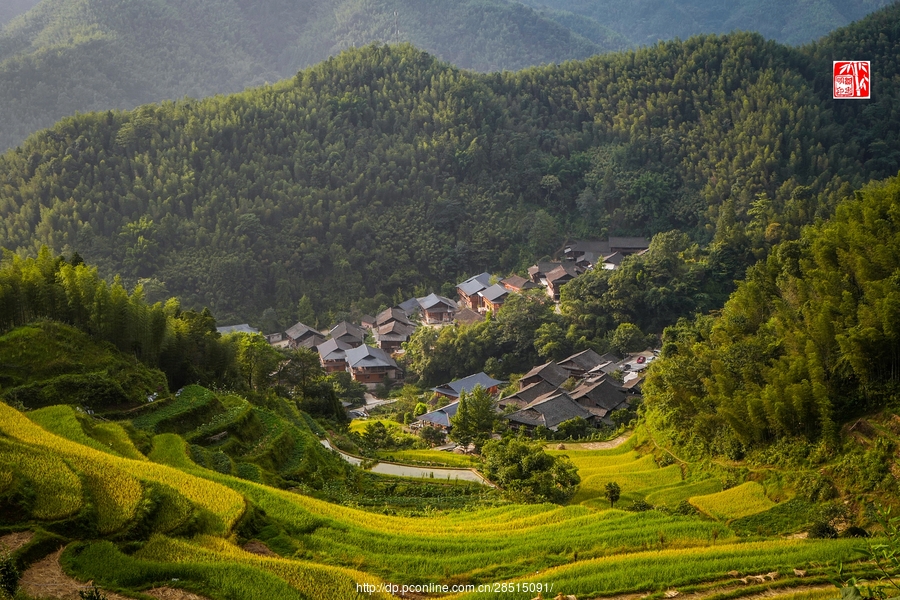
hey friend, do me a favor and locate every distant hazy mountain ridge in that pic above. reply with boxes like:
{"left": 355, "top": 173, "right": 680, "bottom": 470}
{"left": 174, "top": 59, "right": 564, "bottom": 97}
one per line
{"left": 0, "top": 0, "right": 610, "bottom": 151}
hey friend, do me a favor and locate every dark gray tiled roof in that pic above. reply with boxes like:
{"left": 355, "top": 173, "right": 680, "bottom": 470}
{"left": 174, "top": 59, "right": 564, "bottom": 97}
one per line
{"left": 376, "top": 307, "right": 412, "bottom": 327}
{"left": 521, "top": 362, "right": 569, "bottom": 388}
{"left": 330, "top": 321, "right": 365, "bottom": 341}
{"left": 457, "top": 272, "right": 492, "bottom": 295}
{"left": 317, "top": 338, "right": 352, "bottom": 361}
{"left": 609, "top": 237, "right": 650, "bottom": 250}
{"left": 505, "top": 391, "right": 592, "bottom": 430}
{"left": 431, "top": 372, "right": 503, "bottom": 398}
{"left": 570, "top": 378, "right": 628, "bottom": 412}
{"left": 285, "top": 321, "right": 318, "bottom": 340}
{"left": 418, "top": 293, "right": 458, "bottom": 311}
{"left": 346, "top": 345, "right": 399, "bottom": 369}
{"left": 559, "top": 349, "right": 605, "bottom": 372}
{"left": 480, "top": 283, "right": 509, "bottom": 303}
{"left": 417, "top": 401, "right": 460, "bottom": 428}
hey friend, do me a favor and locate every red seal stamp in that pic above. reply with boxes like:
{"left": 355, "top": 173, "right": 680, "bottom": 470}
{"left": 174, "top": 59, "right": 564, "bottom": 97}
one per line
{"left": 833, "top": 61, "right": 870, "bottom": 99}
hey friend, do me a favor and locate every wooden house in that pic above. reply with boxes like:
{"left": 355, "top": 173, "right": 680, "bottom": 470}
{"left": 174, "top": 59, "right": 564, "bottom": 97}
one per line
{"left": 329, "top": 321, "right": 366, "bottom": 348}
{"left": 345, "top": 345, "right": 401, "bottom": 388}
{"left": 457, "top": 273, "right": 491, "bottom": 311}
{"left": 431, "top": 372, "right": 503, "bottom": 400}
{"left": 519, "top": 362, "right": 569, "bottom": 389}
{"left": 375, "top": 320, "right": 416, "bottom": 353}
{"left": 317, "top": 339, "right": 352, "bottom": 373}
{"left": 417, "top": 293, "right": 458, "bottom": 324}
{"left": 284, "top": 321, "right": 325, "bottom": 349}
{"left": 478, "top": 284, "right": 509, "bottom": 313}
{"left": 504, "top": 390, "right": 594, "bottom": 433}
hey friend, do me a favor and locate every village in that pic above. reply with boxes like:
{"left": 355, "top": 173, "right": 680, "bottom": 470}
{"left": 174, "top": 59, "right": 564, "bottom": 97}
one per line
{"left": 217, "top": 237, "right": 654, "bottom": 448}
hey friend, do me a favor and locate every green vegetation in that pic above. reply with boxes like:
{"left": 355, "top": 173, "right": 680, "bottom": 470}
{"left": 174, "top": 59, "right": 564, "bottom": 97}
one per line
{"left": 0, "top": 0, "right": 609, "bottom": 152}
{"left": 2, "top": 5, "right": 899, "bottom": 329}
{"left": 375, "top": 449, "right": 478, "bottom": 469}
{"left": 689, "top": 482, "right": 777, "bottom": 521}
{"left": 481, "top": 437, "right": 580, "bottom": 503}
{"left": 0, "top": 320, "right": 167, "bottom": 408}
{"left": 643, "top": 174, "right": 900, "bottom": 464}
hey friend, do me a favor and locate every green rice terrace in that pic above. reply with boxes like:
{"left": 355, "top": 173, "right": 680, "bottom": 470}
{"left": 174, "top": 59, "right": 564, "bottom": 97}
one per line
{"left": 1, "top": 383, "right": 898, "bottom": 600}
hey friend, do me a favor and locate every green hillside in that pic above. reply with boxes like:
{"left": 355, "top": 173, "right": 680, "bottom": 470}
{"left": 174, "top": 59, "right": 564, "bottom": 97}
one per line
{"left": 643, "top": 172, "right": 900, "bottom": 461}
{"left": 0, "top": 0, "right": 607, "bottom": 152}
{"left": 1, "top": 4, "right": 899, "bottom": 327}
{"left": 0, "top": 391, "right": 889, "bottom": 599}
{"left": 522, "top": 0, "right": 895, "bottom": 47}
{"left": 0, "top": 320, "right": 168, "bottom": 408}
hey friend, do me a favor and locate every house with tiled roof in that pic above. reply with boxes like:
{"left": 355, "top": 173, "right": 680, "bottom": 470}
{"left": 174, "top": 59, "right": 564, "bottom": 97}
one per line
{"left": 376, "top": 307, "right": 412, "bottom": 328}
{"left": 504, "top": 390, "right": 594, "bottom": 433}
{"left": 317, "top": 338, "right": 353, "bottom": 373}
{"left": 375, "top": 320, "right": 416, "bottom": 353}
{"left": 415, "top": 401, "right": 460, "bottom": 431}
{"left": 284, "top": 321, "right": 325, "bottom": 349}
{"left": 544, "top": 262, "right": 582, "bottom": 301}
{"left": 457, "top": 273, "right": 492, "bottom": 311}
{"left": 609, "top": 237, "right": 650, "bottom": 254}
{"left": 453, "top": 307, "right": 484, "bottom": 326}
{"left": 558, "top": 349, "right": 605, "bottom": 379}
{"left": 329, "top": 321, "right": 366, "bottom": 348}
{"left": 520, "top": 361, "right": 569, "bottom": 389}
{"left": 569, "top": 377, "right": 628, "bottom": 423}
{"left": 497, "top": 379, "right": 557, "bottom": 411}
{"left": 345, "top": 345, "right": 401, "bottom": 388}
{"left": 501, "top": 275, "right": 537, "bottom": 293}
{"left": 479, "top": 284, "right": 510, "bottom": 313}
{"left": 431, "top": 372, "right": 503, "bottom": 400}
{"left": 417, "top": 293, "right": 458, "bottom": 324}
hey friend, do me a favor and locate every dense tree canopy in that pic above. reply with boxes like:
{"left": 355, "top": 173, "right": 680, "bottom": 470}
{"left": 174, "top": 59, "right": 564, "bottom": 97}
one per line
{"left": 642, "top": 173, "right": 900, "bottom": 458}
{"left": 0, "top": 6, "right": 898, "bottom": 328}
{"left": 0, "top": 0, "right": 609, "bottom": 151}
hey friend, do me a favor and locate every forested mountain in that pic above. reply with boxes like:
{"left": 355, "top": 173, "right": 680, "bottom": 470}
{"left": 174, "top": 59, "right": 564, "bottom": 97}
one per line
{"left": 0, "top": 4, "right": 899, "bottom": 328}
{"left": 0, "top": 0, "right": 606, "bottom": 152}
{"left": 643, "top": 173, "right": 900, "bottom": 458}
{"left": 523, "top": 0, "right": 895, "bottom": 47}
{"left": 1, "top": 0, "right": 893, "bottom": 153}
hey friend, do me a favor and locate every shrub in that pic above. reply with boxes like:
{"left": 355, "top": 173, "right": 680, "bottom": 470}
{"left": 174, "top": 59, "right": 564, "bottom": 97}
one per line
{"left": 808, "top": 521, "right": 838, "bottom": 539}
{"left": 0, "top": 551, "right": 19, "bottom": 597}
{"left": 628, "top": 500, "right": 654, "bottom": 512}
{"left": 79, "top": 585, "right": 107, "bottom": 600}
{"left": 841, "top": 526, "right": 869, "bottom": 538}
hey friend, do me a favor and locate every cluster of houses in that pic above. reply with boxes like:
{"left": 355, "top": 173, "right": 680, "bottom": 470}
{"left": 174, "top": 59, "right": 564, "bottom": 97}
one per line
{"left": 217, "top": 237, "right": 651, "bottom": 392}
{"left": 414, "top": 348, "right": 656, "bottom": 438}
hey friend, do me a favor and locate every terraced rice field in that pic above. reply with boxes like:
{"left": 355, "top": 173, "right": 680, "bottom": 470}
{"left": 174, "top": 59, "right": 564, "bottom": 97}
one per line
{"left": 0, "top": 402, "right": 245, "bottom": 531}
{"left": 690, "top": 482, "right": 778, "bottom": 520}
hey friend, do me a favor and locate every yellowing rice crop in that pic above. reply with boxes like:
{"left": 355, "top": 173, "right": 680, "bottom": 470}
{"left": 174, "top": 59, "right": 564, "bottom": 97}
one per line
{"left": 81, "top": 466, "right": 143, "bottom": 534}
{"left": 645, "top": 478, "right": 723, "bottom": 507}
{"left": 451, "top": 538, "right": 860, "bottom": 599}
{"left": 689, "top": 482, "right": 776, "bottom": 520}
{"left": 137, "top": 535, "right": 394, "bottom": 600}
{"left": 573, "top": 464, "right": 683, "bottom": 504}
{"left": 0, "top": 403, "right": 245, "bottom": 529}
{"left": 0, "top": 439, "right": 83, "bottom": 519}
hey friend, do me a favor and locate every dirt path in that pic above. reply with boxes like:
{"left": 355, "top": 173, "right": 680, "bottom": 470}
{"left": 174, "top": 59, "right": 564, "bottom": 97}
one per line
{"left": 556, "top": 433, "right": 632, "bottom": 451}
{"left": 20, "top": 546, "right": 212, "bottom": 600}
{"left": 0, "top": 530, "right": 33, "bottom": 553}
{"left": 242, "top": 540, "right": 277, "bottom": 557}
{"left": 145, "top": 587, "right": 212, "bottom": 600}
{"left": 586, "top": 581, "right": 833, "bottom": 600}
{"left": 20, "top": 548, "right": 133, "bottom": 600}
